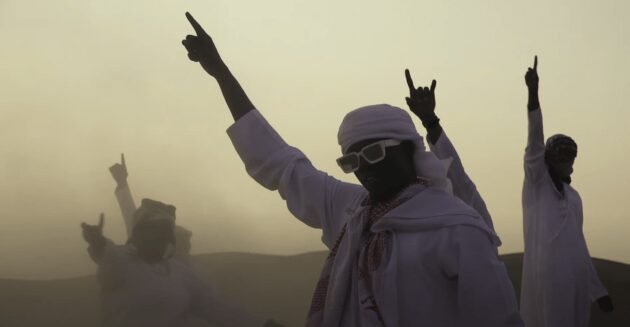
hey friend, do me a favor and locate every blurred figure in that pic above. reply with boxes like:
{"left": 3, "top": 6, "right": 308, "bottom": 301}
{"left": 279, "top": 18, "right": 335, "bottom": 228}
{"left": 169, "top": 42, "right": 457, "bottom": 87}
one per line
{"left": 404, "top": 70, "right": 498, "bottom": 235}
{"left": 520, "top": 56, "right": 613, "bottom": 327}
{"left": 81, "top": 202, "right": 281, "bottom": 327}
{"left": 109, "top": 154, "right": 192, "bottom": 265}
{"left": 181, "top": 12, "right": 522, "bottom": 326}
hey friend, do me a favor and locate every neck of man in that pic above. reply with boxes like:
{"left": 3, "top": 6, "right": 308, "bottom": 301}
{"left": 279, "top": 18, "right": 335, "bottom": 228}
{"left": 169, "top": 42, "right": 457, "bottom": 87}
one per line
{"left": 369, "top": 178, "right": 417, "bottom": 205}
{"left": 548, "top": 169, "right": 571, "bottom": 193}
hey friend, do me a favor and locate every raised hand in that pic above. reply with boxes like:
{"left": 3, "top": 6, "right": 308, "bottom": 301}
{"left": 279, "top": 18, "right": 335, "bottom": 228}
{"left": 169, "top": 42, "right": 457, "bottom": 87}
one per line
{"left": 81, "top": 213, "right": 106, "bottom": 246}
{"left": 182, "top": 12, "right": 226, "bottom": 78}
{"left": 109, "top": 153, "right": 128, "bottom": 187}
{"left": 525, "top": 55, "right": 539, "bottom": 90}
{"left": 404, "top": 69, "right": 438, "bottom": 123}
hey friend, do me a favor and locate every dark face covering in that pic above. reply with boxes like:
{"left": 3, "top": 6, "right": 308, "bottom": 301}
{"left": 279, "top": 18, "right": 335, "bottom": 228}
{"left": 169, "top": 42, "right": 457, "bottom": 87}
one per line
{"left": 347, "top": 138, "right": 417, "bottom": 203}
{"left": 131, "top": 221, "right": 175, "bottom": 263}
{"left": 545, "top": 135, "right": 577, "bottom": 186}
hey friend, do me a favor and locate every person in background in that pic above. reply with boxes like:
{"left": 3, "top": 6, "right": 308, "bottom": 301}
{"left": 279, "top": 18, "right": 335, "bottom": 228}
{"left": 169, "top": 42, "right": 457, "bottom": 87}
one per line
{"left": 81, "top": 201, "right": 282, "bottom": 326}
{"left": 520, "top": 56, "right": 613, "bottom": 327}
{"left": 109, "top": 154, "right": 192, "bottom": 265}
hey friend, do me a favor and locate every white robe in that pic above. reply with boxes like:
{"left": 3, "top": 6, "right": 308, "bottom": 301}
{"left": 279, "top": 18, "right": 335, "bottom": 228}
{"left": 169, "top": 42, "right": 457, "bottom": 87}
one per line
{"left": 429, "top": 131, "right": 498, "bottom": 236}
{"left": 88, "top": 242, "right": 264, "bottom": 327}
{"left": 227, "top": 109, "right": 523, "bottom": 326}
{"left": 114, "top": 184, "right": 137, "bottom": 237}
{"left": 520, "top": 108, "right": 608, "bottom": 327}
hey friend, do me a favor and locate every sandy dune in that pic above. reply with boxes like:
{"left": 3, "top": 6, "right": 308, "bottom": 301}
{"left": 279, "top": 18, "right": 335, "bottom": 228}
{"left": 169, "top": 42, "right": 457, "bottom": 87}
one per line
{"left": 0, "top": 252, "right": 627, "bottom": 326}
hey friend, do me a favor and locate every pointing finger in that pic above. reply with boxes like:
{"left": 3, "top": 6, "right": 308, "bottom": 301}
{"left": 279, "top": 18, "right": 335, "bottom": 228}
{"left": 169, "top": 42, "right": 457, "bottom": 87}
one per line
{"left": 405, "top": 69, "right": 416, "bottom": 94}
{"left": 121, "top": 153, "right": 126, "bottom": 167}
{"left": 186, "top": 12, "right": 207, "bottom": 36}
{"left": 98, "top": 213, "right": 104, "bottom": 229}
{"left": 430, "top": 79, "right": 437, "bottom": 93}
{"left": 533, "top": 55, "right": 538, "bottom": 71}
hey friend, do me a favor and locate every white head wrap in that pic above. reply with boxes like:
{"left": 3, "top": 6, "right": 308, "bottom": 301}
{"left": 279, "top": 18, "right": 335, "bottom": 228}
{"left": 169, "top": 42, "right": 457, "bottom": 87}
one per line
{"left": 337, "top": 104, "right": 452, "bottom": 194}
{"left": 132, "top": 198, "right": 176, "bottom": 230}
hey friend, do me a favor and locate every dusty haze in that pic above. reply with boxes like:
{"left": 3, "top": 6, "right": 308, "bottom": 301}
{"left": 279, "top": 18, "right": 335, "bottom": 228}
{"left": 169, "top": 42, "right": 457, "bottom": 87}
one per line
{"left": 1, "top": 0, "right": 629, "bottom": 279}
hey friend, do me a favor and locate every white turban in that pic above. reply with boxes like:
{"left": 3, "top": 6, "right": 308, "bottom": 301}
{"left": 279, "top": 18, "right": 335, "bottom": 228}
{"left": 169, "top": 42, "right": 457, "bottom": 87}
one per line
{"left": 132, "top": 198, "right": 176, "bottom": 231}
{"left": 337, "top": 104, "right": 452, "bottom": 194}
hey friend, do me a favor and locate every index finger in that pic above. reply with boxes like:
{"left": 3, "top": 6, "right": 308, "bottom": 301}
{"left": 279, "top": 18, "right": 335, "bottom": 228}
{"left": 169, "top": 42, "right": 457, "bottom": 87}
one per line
{"left": 405, "top": 69, "right": 415, "bottom": 93}
{"left": 98, "top": 213, "right": 104, "bottom": 229}
{"left": 186, "top": 12, "right": 207, "bottom": 36}
{"left": 533, "top": 55, "right": 538, "bottom": 71}
{"left": 430, "top": 79, "right": 437, "bottom": 93}
{"left": 121, "top": 153, "right": 126, "bottom": 167}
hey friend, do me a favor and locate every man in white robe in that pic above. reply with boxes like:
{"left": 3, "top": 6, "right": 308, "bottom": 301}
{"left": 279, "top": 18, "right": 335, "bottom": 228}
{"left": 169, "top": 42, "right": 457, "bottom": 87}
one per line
{"left": 181, "top": 12, "right": 523, "bottom": 326}
{"left": 81, "top": 201, "right": 278, "bottom": 327}
{"left": 404, "top": 70, "right": 497, "bottom": 235}
{"left": 520, "top": 56, "right": 613, "bottom": 327}
{"left": 108, "top": 154, "right": 193, "bottom": 265}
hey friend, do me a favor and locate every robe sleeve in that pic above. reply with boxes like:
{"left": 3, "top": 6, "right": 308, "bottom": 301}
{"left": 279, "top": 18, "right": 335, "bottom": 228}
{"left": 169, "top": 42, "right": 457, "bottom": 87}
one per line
{"left": 448, "top": 226, "right": 524, "bottom": 326}
{"left": 429, "top": 131, "right": 496, "bottom": 233}
{"left": 114, "top": 184, "right": 137, "bottom": 237}
{"left": 226, "top": 109, "right": 366, "bottom": 248}
{"left": 524, "top": 107, "right": 547, "bottom": 182}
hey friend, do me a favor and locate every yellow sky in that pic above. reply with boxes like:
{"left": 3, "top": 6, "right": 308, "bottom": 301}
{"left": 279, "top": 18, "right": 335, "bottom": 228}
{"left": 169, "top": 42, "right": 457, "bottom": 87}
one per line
{"left": 1, "top": 0, "right": 629, "bottom": 279}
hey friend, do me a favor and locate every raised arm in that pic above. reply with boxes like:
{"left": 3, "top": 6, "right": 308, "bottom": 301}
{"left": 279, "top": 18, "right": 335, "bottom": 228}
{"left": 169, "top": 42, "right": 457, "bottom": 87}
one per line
{"left": 524, "top": 56, "right": 546, "bottom": 181}
{"left": 404, "top": 70, "right": 496, "bottom": 232}
{"left": 109, "top": 153, "right": 137, "bottom": 236}
{"left": 181, "top": 12, "right": 254, "bottom": 122}
{"left": 181, "top": 13, "right": 365, "bottom": 248}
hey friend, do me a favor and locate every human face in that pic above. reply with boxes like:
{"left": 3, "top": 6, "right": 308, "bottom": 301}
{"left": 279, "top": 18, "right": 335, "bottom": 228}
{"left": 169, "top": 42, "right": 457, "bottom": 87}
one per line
{"left": 132, "top": 220, "right": 175, "bottom": 263}
{"left": 547, "top": 155, "right": 575, "bottom": 180}
{"left": 345, "top": 138, "right": 416, "bottom": 202}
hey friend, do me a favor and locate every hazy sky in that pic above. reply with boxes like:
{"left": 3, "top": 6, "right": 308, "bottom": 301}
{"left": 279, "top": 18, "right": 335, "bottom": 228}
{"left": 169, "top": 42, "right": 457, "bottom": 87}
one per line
{"left": 1, "top": 0, "right": 629, "bottom": 279}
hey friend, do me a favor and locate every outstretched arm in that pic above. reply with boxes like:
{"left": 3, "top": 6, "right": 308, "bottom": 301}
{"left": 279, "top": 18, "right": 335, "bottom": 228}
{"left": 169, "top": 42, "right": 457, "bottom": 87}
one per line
{"left": 404, "top": 70, "right": 496, "bottom": 232}
{"left": 181, "top": 13, "right": 365, "bottom": 248}
{"left": 524, "top": 56, "right": 546, "bottom": 181}
{"left": 109, "top": 153, "right": 137, "bottom": 236}
{"left": 181, "top": 12, "right": 254, "bottom": 121}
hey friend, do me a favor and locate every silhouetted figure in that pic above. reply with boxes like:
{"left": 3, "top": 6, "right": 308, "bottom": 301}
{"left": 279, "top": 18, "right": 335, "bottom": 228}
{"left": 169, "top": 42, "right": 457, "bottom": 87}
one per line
{"left": 181, "top": 12, "right": 523, "bottom": 326}
{"left": 404, "top": 70, "right": 498, "bottom": 235}
{"left": 80, "top": 201, "right": 278, "bottom": 327}
{"left": 109, "top": 154, "right": 192, "bottom": 265}
{"left": 520, "top": 56, "right": 613, "bottom": 327}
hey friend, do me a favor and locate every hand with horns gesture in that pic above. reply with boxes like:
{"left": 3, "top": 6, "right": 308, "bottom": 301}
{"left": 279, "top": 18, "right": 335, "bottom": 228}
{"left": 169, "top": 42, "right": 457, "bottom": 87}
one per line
{"left": 81, "top": 213, "right": 106, "bottom": 248}
{"left": 404, "top": 69, "right": 438, "bottom": 127}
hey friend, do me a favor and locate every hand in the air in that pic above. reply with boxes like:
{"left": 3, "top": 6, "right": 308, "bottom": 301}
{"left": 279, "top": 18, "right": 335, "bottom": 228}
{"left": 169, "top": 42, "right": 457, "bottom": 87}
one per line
{"left": 182, "top": 12, "right": 226, "bottom": 77}
{"left": 109, "top": 153, "right": 128, "bottom": 187}
{"left": 525, "top": 55, "right": 539, "bottom": 90}
{"left": 597, "top": 295, "right": 614, "bottom": 312}
{"left": 404, "top": 69, "right": 438, "bottom": 123}
{"left": 81, "top": 213, "right": 105, "bottom": 246}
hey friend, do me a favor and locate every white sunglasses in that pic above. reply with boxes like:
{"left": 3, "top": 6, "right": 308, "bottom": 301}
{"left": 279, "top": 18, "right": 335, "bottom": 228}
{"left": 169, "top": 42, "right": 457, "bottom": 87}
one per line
{"left": 336, "top": 139, "right": 402, "bottom": 173}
